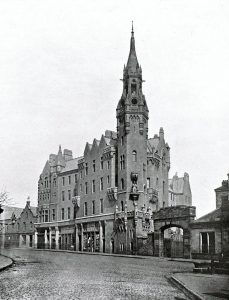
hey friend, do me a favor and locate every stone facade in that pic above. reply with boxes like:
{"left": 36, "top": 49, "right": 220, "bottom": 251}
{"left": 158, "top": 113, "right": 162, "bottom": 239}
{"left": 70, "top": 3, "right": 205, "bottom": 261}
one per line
{"left": 35, "top": 27, "right": 194, "bottom": 257}
{"left": 36, "top": 146, "right": 81, "bottom": 250}
{"left": 191, "top": 173, "right": 229, "bottom": 259}
{"left": 168, "top": 172, "right": 192, "bottom": 206}
{"left": 0, "top": 200, "right": 37, "bottom": 248}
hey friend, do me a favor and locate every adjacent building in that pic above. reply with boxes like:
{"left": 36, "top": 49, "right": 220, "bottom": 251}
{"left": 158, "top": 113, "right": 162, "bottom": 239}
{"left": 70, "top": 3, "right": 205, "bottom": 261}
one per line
{"left": 0, "top": 199, "right": 37, "bottom": 248}
{"left": 191, "top": 173, "right": 229, "bottom": 259}
{"left": 168, "top": 172, "right": 192, "bottom": 207}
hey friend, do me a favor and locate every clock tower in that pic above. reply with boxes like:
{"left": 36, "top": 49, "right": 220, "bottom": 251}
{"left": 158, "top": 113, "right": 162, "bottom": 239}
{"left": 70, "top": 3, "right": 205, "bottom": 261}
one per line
{"left": 116, "top": 24, "right": 149, "bottom": 211}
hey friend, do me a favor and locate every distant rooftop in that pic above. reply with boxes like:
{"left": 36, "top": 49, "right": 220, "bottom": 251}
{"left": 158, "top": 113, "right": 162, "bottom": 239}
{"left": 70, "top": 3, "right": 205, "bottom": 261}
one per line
{"left": 0, "top": 205, "right": 37, "bottom": 221}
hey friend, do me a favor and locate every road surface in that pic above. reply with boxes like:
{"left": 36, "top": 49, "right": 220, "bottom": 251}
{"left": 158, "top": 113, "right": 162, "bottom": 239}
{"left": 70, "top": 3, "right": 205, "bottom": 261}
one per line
{"left": 0, "top": 248, "right": 192, "bottom": 299}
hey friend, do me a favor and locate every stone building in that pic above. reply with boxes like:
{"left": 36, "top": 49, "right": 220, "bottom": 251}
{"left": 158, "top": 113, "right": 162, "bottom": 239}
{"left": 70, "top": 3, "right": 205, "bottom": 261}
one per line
{"left": 0, "top": 199, "right": 37, "bottom": 248}
{"left": 168, "top": 172, "right": 192, "bottom": 206}
{"left": 35, "top": 26, "right": 195, "bottom": 256}
{"left": 191, "top": 173, "right": 229, "bottom": 259}
{"left": 35, "top": 146, "right": 82, "bottom": 250}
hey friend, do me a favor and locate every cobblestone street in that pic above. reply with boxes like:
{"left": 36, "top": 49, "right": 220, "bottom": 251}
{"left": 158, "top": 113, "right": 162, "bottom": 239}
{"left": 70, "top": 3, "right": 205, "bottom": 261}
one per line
{"left": 0, "top": 249, "right": 192, "bottom": 299}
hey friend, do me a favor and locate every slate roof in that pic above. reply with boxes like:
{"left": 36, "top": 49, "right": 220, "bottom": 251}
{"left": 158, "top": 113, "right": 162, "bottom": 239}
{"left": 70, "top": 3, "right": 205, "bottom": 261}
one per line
{"left": 60, "top": 157, "right": 83, "bottom": 174}
{"left": 0, "top": 206, "right": 23, "bottom": 221}
{"left": 193, "top": 208, "right": 221, "bottom": 223}
{"left": 30, "top": 207, "right": 38, "bottom": 216}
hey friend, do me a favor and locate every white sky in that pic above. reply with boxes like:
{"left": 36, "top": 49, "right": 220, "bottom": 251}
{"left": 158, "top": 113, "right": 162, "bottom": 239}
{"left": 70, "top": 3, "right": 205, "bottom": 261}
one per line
{"left": 0, "top": 0, "right": 228, "bottom": 218}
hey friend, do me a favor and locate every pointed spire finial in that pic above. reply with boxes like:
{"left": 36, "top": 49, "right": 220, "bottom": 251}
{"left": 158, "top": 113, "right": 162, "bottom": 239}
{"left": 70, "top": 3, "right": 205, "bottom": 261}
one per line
{"left": 58, "top": 144, "right": 62, "bottom": 154}
{"left": 125, "top": 21, "right": 140, "bottom": 74}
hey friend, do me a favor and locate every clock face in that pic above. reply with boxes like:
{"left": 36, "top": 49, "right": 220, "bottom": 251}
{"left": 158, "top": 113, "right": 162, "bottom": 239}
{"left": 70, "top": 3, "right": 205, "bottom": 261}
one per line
{"left": 132, "top": 98, "right": 137, "bottom": 105}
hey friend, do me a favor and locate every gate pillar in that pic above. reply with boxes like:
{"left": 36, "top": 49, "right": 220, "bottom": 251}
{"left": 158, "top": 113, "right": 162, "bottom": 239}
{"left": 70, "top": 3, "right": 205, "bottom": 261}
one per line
{"left": 183, "top": 228, "right": 191, "bottom": 258}
{"left": 154, "top": 231, "right": 164, "bottom": 257}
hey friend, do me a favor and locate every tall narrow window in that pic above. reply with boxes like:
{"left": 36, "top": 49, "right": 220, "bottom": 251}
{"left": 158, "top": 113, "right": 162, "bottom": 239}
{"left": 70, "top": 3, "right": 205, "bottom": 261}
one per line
{"left": 62, "top": 191, "right": 65, "bottom": 201}
{"left": 92, "top": 200, "right": 95, "bottom": 215}
{"left": 44, "top": 210, "right": 49, "bottom": 222}
{"left": 61, "top": 208, "right": 65, "bottom": 220}
{"left": 85, "top": 182, "right": 88, "bottom": 195}
{"left": 68, "top": 175, "right": 71, "bottom": 185}
{"left": 62, "top": 177, "right": 65, "bottom": 186}
{"left": 85, "top": 163, "right": 88, "bottom": 176}
{"left": 120, "top": 155, "right": 125, "bottom": 170}
{"left": 121, "top": 178, "right": 125, "bottom": 190}
{"left": 100, "top": 199, "right": 104, "bottom": 213}
{"left": 200, "top": 232, "right": 215, "bottom": 254}
{"left": 100, "top": 177, "right": 103, "bottom": 191}
{"left": 92, "top": 180, "right": 95, "bottom": 193}
{"left": 68, "top": 190, "right": 71, "bottom": 200}
{"left": 107, "top": 160, "right": 110, "bottom": 170}
{"left": 100, "top": 157, "right": 103, "bottom": 170}
{"left": 132, "top": 150, "right": 137, "bottom": 162}
{"left": 121, "top": 201, "right": 124, "bottom": 211}
{"left": 93, "top": 160, "right": 96, "bottom": 172}
{"left": 84, "top": 202, "right": 87, "bottom": 216}
{"left": 52, "top": 209, "right": 56, "bottom": 221}
{"left": 68, "top": 207, "right": 71, "bottom": 219}
{"left": 107, "top": 175, "right": 110, "bottom": 185}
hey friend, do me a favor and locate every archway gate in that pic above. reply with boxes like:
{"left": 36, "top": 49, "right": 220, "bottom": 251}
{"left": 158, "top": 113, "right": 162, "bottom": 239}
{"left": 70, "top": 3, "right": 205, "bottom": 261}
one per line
{"left": 153, "top": 206, "right": 196, "bottom": 258}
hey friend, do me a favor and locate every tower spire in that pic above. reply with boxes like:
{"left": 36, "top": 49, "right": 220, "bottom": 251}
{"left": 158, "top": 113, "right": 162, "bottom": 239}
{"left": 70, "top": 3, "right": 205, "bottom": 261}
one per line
{"left": 126, "top": 22, "right": 139, "bottom": 74}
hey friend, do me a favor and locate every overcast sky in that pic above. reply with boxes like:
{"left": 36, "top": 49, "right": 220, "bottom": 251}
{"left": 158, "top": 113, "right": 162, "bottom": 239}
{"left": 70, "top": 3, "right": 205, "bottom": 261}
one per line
{"left": 0, "top": 0, "right": 228, "bottom": 217}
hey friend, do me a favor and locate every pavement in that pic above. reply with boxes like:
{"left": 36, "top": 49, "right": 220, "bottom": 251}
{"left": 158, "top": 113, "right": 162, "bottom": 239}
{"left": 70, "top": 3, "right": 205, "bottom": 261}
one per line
{"left": 170, "top": 272, "right": 229, "bottom": 300}
{"left": 0, "top": 254, "right": 13, "bottom": 272}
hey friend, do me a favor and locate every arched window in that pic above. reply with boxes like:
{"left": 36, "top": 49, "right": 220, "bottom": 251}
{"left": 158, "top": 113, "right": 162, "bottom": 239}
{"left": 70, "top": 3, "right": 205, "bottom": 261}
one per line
{"left": 132, "top": 150, "right": 137, "bottom": 162}
{"left": 121, "top": 178, "right": 125, "bottom": 190}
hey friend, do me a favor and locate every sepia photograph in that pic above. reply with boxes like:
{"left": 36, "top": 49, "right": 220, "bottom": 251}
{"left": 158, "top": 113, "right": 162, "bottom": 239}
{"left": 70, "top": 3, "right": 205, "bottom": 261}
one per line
{"left": 0, "top": 1, "right": 229, "bottom": 299}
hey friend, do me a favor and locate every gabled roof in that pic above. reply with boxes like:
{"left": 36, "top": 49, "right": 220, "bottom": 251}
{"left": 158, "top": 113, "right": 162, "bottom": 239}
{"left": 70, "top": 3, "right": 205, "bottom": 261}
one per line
{"left": 193, "top": 208, "right": 221, "bottom": 223}
{"left": 0, "top": 206, "right": 23, "bottom": 221}
{"left": 41, "top": 160, "right": 51, "bottom": 175}
{"left": 147, "top": 137, "right": 159, "bottom": 151}
{"left": 30, "top": 206, "right": 37, "bottom": 216}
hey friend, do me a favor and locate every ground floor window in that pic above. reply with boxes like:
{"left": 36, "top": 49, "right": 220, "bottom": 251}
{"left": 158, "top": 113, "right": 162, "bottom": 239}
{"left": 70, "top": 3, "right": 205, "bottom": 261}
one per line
{"left": 44, "top": 210, "right": 49, "bottom": 222}
{"left": 83, "top": 232, "right": 100, "bottom": 252}
{"left": 200, "top": 232, "right": 215, "bottom": 254}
